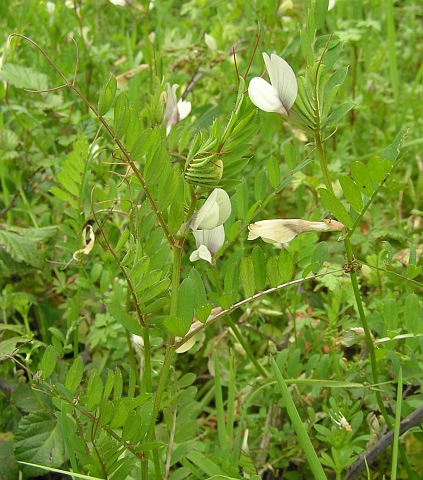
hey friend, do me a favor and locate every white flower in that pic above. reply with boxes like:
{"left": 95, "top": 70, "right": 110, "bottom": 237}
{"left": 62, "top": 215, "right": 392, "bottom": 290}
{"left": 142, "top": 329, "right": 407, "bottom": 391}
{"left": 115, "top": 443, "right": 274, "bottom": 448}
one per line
{"left": 189, "top": 188, "right": 231, "bottom": 264}
{"left": 165, "top": 83, "right": 191, "bottom": 135}
{"left": 46, "top": 2, "right": 55, "bottom": 17}
{"left": 248, "top": 219, "right": 344, "bottom": 245}
{"left": 189, "top": 188, "right": 231, "bottom": 231}
{"left": 190, "top": 226, "right": 225, "bottom": 264}
{"left": 248, "top": 53, "right": 298, "bottom": 115}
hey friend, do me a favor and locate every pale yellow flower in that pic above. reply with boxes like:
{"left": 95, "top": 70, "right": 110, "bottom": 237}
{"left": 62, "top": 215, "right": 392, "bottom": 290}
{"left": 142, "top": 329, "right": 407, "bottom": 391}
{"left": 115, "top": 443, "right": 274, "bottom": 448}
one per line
{"left": 248, "top": 219, "right": 344, "bottom": 245}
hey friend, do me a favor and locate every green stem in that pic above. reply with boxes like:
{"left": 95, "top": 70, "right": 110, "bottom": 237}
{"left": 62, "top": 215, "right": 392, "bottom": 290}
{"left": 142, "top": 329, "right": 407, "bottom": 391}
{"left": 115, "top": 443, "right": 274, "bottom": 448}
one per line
{"left": 315, "top": 130, "right": 391, "bottom": 425}
{"left": 147, "top": 244, "right": 183, "bottom": 478}
{"left": 315, "top": 131, "right": 334, "bottom": 195}
{"left": 271, "top": 357, "right": 328, "bottom": 480}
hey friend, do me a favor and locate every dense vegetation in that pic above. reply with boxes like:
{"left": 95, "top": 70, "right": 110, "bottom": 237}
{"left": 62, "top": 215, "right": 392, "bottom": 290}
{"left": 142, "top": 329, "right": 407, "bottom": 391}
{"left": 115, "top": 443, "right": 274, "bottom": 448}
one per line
{"left": 1, "top": 1, "right": 422, "bottom": 479}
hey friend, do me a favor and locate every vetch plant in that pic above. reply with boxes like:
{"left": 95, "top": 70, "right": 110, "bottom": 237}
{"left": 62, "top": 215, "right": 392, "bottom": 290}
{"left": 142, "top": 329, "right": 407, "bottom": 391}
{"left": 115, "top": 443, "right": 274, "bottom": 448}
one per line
{"left": 248, "top": 53, "right": 298, "bottom": 115}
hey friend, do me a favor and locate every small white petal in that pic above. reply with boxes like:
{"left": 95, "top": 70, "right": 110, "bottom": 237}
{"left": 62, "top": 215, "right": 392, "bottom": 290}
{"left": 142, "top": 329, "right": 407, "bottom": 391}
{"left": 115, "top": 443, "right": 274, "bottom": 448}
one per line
{"left": 248, "top": 77, "right": 285, "bottom": 114}
{"left": 193, "top": 225, "right": 225, "bottom": 254}
{"left": 190, "top": 189, "right": 231, "bottom": 230}
{"left": 165, "top": 83, "right": 179, "bottom": 135}
{"left": 190, "top": 244, "right": 212, "bottom": 263}
{"left": 177, "top": 99, "right": 191, "bottom": 120}
{"left": 263, "top": 53, "right": 298, "bottom": 113}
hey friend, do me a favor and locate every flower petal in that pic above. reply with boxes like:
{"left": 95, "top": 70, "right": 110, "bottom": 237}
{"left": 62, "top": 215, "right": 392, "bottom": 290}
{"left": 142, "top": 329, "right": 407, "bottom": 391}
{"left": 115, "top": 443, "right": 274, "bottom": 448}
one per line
{"left": 193, "top": 225, "right": 225, "bottom": 254}
{"left": 165, "top": 83, "right": 179, "bottom": 135}
{"left": 248, "top": 219, "right": 345, "bottom": 244}
{"left": 263, "top": 53, "right": 298, "bottom": 113}
{"left": 177, "top": 99, "right": 191, "bottom": 120}
{"left": 190, "top": 189, "right": 231, "bottom": 230}
{"left": 190, "top": 244, "right": 212, "bottom": 263}
{"left": 248, "top": 220, "right": 299, "bottom": 244}
{"left": 248, "top": 77, "right": 285, "bottom": 114}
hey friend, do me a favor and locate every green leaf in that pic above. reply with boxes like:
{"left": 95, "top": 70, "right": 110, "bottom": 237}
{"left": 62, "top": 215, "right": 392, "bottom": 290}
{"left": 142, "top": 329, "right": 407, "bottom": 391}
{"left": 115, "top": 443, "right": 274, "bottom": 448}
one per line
{"left": 267, "top": 156, "right": 280, "bottom": 188}
{"left": 314, "top": 0, "right": 329, "bottom": 30}
{"left": 113, "top": 92, "right": 131, "bottom": 139}
{"left": 339, "top": 175, "right": 363, "bottom": 212}
{"left": 40, "top": 346, "right": 57, "bottom": 380}
{"left": 107, "top": 302, "right": 143, "bottom": 336}
{"left": 284, "top": 143, "right": 298, "bottom": 170}
{"left": 278, "top": 249, "right": 294, "bottom": 283}
{"left": 235, "top": 182, "right": 249, "bottom": 220}
{"left": 380, "top": 129, "right": 406, "bottom": 163}
{"left": 318, "top": 188, "right": 353, "bottom": 228}
{"left": 65, "top": 357, "right": 84, "bottom": 393}
{"left": 86, "top": 370, "right": 103, "bottom": 411}
{"left": 158, "top": 168, "right": 182, "bottom": 211}
{"left": 351, "top": 161, "right": 375, "bottom": 195}
{"left": 240, "top": 256, "right": 255, "bottom": 297}
{"left": 0, "top": 225, "right": 55, "bottom": 268}
{"left": 168, "top": 191, "right": 185, "bottom": 235}
{"left": 103, "top": 369, "right": 115, "bottom": 400}
{"left": 163, "top": 316, "right": 189, "bottom": 337}
{"left": 254, "top": 169, "right": 267, "bottom": 202}
{"left": 322, "top": 102, "right": 354, "bottom": 129}
{"left": 251, "top": 246, "right": 266, "bottom": 291}
{"left": 404, "top": 294, "right": 421, "bottom": 332}
{"left": 0, "top": 432, "right": 18, "bottom": 479}
{"left": 176, "top": 277, "right": 196, "bottom": 332}
{"left": 266, "top": 256, "right": 281, "bottom": 287}
{"left": 97, "top": 76, "right": 117, "bottom": 116}
{"left": 367, "top": 156, "right": 391, "bottom": 184}
{"left": 188, "top": 268, "right": 208, "bottom": 309}
{"left": 1, "top": 63, "right": 48, "bottom": 91}
{"left": 122, "top": 411, "right": 145, "bottom": 444}
{"left": 114, "top": 367, "right": 123, "bottom": 401}
{"left": 310, "top": 241, "right": 328, "bottom": 272}
{"left": 15, "top": 412, "right": 65, "bottom": 477}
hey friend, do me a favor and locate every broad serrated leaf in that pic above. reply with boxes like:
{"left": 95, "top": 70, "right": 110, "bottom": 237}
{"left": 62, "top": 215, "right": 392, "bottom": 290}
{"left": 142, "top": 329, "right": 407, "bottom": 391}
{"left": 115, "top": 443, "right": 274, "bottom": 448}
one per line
{"left": 318, "top": 188, "right": 353, "bottom": 228}
{"left": 1, "top": 63, "right": 48, "bottom": 91}
{"left": 0, "top": 226, "right": 54, "bottom": 268}
{"left": 15, "top": 412, "right": 65, "bottom": 477}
